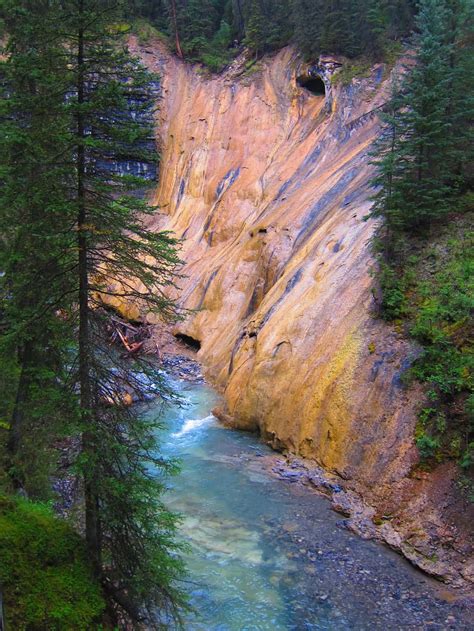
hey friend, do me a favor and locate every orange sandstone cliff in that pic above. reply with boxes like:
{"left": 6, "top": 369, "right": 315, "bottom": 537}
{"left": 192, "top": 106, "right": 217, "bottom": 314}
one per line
{"left": 123, "top": 38, "right": 473, "bottom": 590}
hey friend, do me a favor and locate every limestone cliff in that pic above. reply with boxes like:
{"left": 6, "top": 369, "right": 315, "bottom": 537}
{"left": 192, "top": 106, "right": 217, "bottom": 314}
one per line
{"left": 124, "top": 38, "right": 473, "bottom": 589}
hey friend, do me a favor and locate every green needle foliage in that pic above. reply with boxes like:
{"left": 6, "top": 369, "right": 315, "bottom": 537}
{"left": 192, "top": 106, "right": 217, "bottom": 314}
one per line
{"left": 128, "top": 0, "right": 415, "bottom": 70}
{"left": 0, "top": 0, "right": 77, "bottom": 496}
{"left": 62, "top": 0, "right": 187, "bottom": 625}
{"left": 1, "top": 0, "right": 187, "bottom": 627}
{"left": 370, "top": 0, "right": 474, "bottom": 469}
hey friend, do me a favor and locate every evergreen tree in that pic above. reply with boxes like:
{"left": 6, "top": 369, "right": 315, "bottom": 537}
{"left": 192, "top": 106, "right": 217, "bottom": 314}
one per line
{"left": 212, "top": 17, "right": 232, "bottom": 50}
{"left": 62, "top": 0, "right": 187, "bottom": 624}
{"left": 231, "top": 0, "right": 246, "bottom": 39}
{"left": 181, "top": 0, "right": 220, "bottom": 57}
{"left": 262, "top": 0, "right": 292, "bottom": 51}
{"left": 369, "top": 0, "right": 473, "bottom": 460}
{"left": 244, "top": 0, "right": 266, "bottom": 56}
{"left": 290, "top": 0, "right": 323, "bottom": 59}
{"left": 443, "top": 0, "right": 474, "bottom": 191}
{"left": 289, "top": 0, "right": 414, "bottom": 61}
{"left": 127, "top": 0, "right": 415, "bottom": 69}
{"left": 370, "top": 80, "right": 407, "bottom": 240}
{"left": 370, "top": 0, "right": 457, "bottom": 233}
{"left": 1, "top": 0, "right": 188, "bottom": 624}
{"left": 127, "top": 0, "right": 167, "bottom": 24}
{"left": 0, "top": 0, "right": 76, "bottom": 495}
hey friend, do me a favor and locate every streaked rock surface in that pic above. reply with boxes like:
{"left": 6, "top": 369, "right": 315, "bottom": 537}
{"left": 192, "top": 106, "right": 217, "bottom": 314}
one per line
{"left": 119, "top": 38, "right": 473, "bottom": 589}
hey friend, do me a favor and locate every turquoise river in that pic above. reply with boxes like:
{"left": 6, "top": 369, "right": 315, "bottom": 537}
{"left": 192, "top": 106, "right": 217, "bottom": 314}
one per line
{"left": 146, "top": 375, "right": 472, "bottom": 630}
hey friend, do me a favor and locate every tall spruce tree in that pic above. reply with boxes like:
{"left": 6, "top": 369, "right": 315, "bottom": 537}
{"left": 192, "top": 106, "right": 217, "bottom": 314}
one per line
{"left": 443, "top": 0, "right": 474, "bottom": 191}
{"left": 290, "top": 0, "right": 323, "bottom": 59}
{"left": 61, "top": 0, "right": 187, "bottom": 624}
{"left": 243, "top": 0, "right": 266, "bottom": 56}
{"left": 369, "top": 0, "right": 473, "bottom": 456}
{"left": 0, "top": 0, "right": 76, "bottom": 495}
{"left": 370, "top": 0, "right": 458, "bottom": 233}
{"left": 181, "top": 0, "right": 220, "bottom": 57}
{"left": 2, "top": 0, "right": 188, "bottom": 624}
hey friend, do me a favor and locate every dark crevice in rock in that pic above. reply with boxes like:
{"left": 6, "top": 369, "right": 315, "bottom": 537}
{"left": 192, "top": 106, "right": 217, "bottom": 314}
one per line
{"left": 174, "top": 333, "right": 202, "bottom": 352}
{"left": 297, "top": 74, "right": 326, "bottom": 96}
{"left": 196, "top": 268, "right": 220, "bottom": 309}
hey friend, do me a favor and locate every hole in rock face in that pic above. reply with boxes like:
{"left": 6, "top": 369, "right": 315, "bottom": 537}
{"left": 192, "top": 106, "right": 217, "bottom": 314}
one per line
{"left": 297, "top": 74, "right": 326, "bottom": 96}
{"left": 174, "top": 333, "right": 202, "bottom": 352}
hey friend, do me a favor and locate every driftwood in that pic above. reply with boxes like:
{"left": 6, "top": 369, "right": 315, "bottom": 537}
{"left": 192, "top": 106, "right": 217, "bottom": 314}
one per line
{"left": 116, "top": 328, "right": 144, "bottom": 354}
{"left": 109, "top": 315, "right": 139, "bottom": 333}
{"left": 105, "top": 312, "right": 152, "bottom": 356}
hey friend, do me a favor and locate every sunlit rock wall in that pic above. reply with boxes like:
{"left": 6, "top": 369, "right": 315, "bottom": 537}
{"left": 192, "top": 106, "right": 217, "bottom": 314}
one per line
{"left": 120, "top": 40, "right": 474, "bottom": 587}
{"left": 131, "top": 40, "right": 420, "bottom": 485}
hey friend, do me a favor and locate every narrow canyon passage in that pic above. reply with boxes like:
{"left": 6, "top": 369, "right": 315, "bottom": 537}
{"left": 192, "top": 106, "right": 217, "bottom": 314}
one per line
{"left": 147, "top": 376, "right": 471, "bottom": 630}
{"left": 120, "top": 37, "right": 474, "bottom": 589}
{"left": 2, "top": 3, "right": 471, "bottom": 628}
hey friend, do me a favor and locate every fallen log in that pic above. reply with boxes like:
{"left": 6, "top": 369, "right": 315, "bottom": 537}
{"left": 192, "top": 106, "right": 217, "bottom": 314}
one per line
{"left": 116, "top": 328, "right": 145, "bottom": 354}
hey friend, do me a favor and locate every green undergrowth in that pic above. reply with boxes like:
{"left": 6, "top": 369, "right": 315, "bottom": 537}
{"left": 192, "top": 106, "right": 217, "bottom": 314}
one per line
{"left": 0, "top": 495, "right": 104, "bottom": 630}
{"left": 130, "top": 17, "right": 232, "bottom": 72}
{"left": 332, "top": 59, "right": 372, "bottom": 85}
{"left": 376, "top": 210, "right": 474, "bottom": 469}
{"left": 332, "top": 43, "right": 402, "bottom": 87}
{"left": 131, "top": 18, "right": 168, "bottom": 46}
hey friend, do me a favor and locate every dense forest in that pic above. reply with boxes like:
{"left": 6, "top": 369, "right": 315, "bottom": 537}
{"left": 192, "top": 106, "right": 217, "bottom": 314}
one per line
{"left": 128, "top": 0, "right": 416, "bottom": 69}
{"left": 0, "top": 0, "right": 472, "bottom": 628}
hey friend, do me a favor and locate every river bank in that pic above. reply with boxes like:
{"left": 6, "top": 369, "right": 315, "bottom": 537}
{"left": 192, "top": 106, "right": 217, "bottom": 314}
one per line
{"left": 160, "top": 338, "right": 472, "bottom": 597}
{"left": 153, "top": 346, "right": 473, "bottom": 629}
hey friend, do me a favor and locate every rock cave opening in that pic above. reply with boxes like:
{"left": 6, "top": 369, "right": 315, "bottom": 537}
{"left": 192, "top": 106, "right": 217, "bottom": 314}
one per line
{"left": 297, "top": 74, "right": 326, "bottom": 97}
{"left": 174, "top": 333, "right": 202, "bottom": 352}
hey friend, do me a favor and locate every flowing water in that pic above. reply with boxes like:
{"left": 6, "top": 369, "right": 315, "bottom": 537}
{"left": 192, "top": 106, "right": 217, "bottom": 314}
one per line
{"left": 147, "top": 377, "right": 471, "bottom": 630}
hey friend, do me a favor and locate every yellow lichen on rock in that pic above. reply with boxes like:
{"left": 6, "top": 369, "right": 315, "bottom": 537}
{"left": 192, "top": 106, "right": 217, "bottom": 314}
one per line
{"left": 298, "top": 329, "right": 361, "bottom": 467}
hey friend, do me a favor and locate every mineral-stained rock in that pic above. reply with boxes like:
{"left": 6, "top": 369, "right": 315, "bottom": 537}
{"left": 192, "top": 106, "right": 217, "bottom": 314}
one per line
{"left": 118, "top": 37, "right": 473, "bottom": 589}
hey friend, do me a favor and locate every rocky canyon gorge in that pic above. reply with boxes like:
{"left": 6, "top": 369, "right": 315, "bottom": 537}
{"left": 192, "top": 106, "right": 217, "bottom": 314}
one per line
{"left": 117, "top": 37, "right": 473, "bottom": 591}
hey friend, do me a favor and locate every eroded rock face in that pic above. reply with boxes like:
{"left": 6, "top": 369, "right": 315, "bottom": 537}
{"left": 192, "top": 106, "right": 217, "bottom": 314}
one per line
{"left": 124, "top": 38, "right": 473, "bottom": 588}
{"left": 136, "top": 41, "right": 411, "bottom": 474}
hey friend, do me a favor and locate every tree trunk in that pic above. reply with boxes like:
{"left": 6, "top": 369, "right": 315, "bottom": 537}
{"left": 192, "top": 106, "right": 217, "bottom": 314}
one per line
{"left": 169, "top": 0, "right": 184, "bottom": 58}
{"left": 76, "top": 1, "right": 101, "bottom": 576}
{"left": 0, "top": 587, "right": 5, "bottom": 631}
{"left": 7, "top": 342, "right": 34, "bottom": 489}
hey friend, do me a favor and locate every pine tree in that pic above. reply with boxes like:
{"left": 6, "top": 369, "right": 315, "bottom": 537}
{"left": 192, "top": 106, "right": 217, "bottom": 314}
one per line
{"left": 370, "top": 79, "right": 407, "bottom": 237}
{"left": 370, "top": 0, "right": 473, "bottom": 322}
{"left": 443, "top": 0, "right": 474, "bottom": 191}
{"left": 127, "top": 0, "right": 167, "bottom": 23}
{"left": 212, "top": 17, "right": 232, "bottom": 50}
{"left": 61, "top": 0, "right": 187, "bottom": 623}
{"left": 370, "top": 0, "right": 456, "bottom": 233}
{"left": 164, "top": 0, "right": 224, "bottom": 60}
{"left": 243, "top": 0, "right": 266, "bottom": 57}
{"left": 262, "top": 0, "right": 292, "bottom": 51}
{"left": 290, "top": 0, "right": 323, "bottom": 59}
{"left": 183, "top": 0, "right": 220, "bottom": 56}
{"left": 231, "top": 0, "right": 246, "bottom": 39}
{"left": 165, "top": 0, "right": 185, "bottom": 57}
{"left": 0, "top": 0, "right": 76, "bottom": 495}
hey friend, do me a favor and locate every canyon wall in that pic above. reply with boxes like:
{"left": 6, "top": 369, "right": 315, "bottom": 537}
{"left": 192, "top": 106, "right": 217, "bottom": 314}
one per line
{"left": 135, "top": 40, "right": 418, "bottom": 478}
{"left": 125, "top": 38, "right": 473, "bottom": 588}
